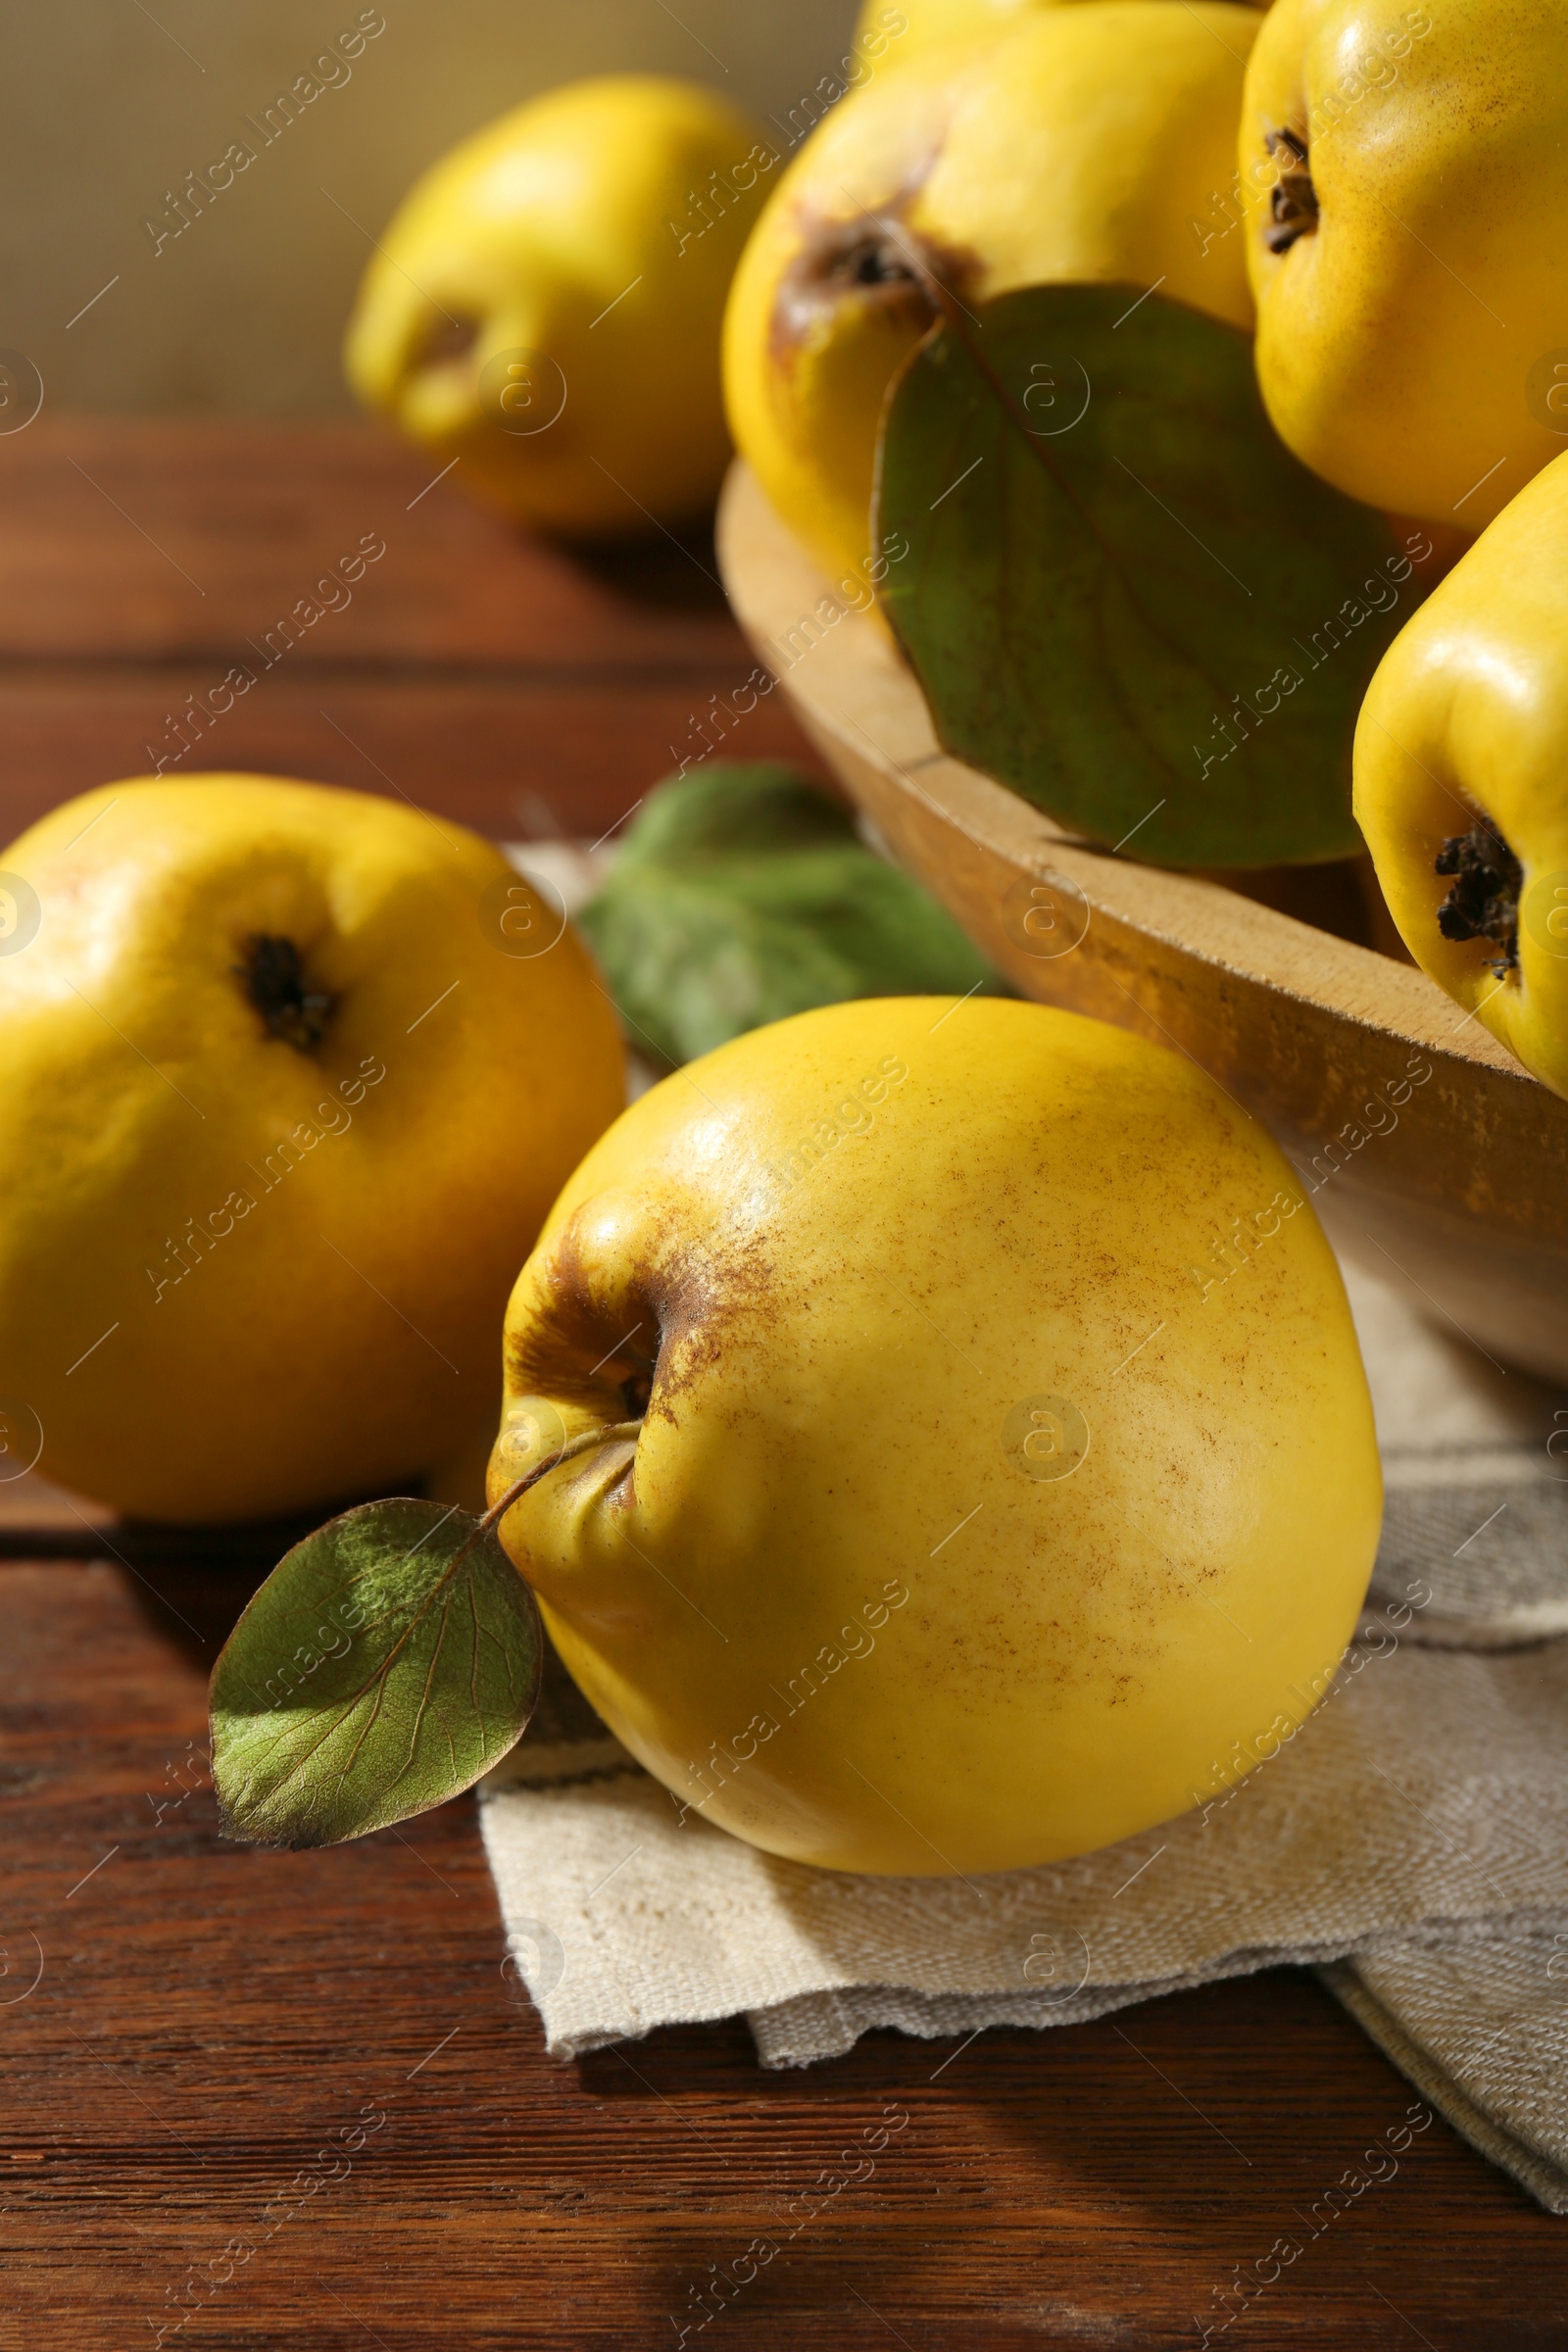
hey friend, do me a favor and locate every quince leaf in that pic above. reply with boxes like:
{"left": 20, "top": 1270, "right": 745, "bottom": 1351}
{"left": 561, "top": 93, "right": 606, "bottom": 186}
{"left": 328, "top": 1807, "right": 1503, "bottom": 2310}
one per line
{"left": 876, "top": 284, "right": 1428, "bottom": 868}
{"left": 577, "top": 760, "right": 1001, "bottom": 1066}
{"left": 209, "top": 1496, "right": 542, "bottom": 1848}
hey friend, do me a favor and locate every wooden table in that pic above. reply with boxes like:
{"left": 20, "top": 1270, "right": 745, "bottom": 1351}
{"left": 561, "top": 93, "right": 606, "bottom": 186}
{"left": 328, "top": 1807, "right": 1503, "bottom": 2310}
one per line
{"left": 1, "top": 422, "right": 1562, "bottom": 2351}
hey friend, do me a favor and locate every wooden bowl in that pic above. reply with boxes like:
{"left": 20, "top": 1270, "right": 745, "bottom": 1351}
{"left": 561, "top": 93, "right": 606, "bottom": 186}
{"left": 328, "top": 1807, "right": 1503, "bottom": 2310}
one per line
{"left": 717, "top": 463, "right": 1568, "bottom": 1387}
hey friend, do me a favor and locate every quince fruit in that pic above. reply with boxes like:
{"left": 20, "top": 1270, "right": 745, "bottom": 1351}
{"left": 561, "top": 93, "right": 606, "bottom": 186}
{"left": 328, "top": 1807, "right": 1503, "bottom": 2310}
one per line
{"left": 345, "top": 75, "right": 774, "bottom": 538}
{"left": 725, "top": 3, "right": 1262, "bottom": 591}
{"left": 488, "top": 997, "right": 1380, "bottom": 1875}
{"left": 856, "top": 0, "right": 1267, "bottom": 73}
{"left": 1243, "top": 0, "right": 1568, "bottom": 530}
{"left": 1355, "top": 452, "right": 1568, "bottom": 1099}
{"left": 0, "top": 775, "right": 622, "bottom": 1522}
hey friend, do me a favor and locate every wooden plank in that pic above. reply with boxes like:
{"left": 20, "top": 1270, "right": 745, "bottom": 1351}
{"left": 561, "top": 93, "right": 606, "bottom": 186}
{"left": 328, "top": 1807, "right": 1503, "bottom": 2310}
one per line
{"left": 0, "top": 423, "right": 826, "bottom": 849}
{"left": 3, "top": 1556, "right": 1563, "bottom": 2350}
{"left": 0, "top": 1467, "right": 111, "bottom": 1548}
{"left": 0, "top": 669, "right": 822, "bottom": 848}
{"left": 0, "top": 419, "right": 755, "bottom": 669}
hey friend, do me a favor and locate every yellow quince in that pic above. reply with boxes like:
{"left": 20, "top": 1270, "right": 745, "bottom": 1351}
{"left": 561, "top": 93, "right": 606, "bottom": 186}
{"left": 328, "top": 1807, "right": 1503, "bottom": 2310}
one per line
{"left": 346, "top": 76, "right": 774, "bottom": 538}
{"left": 0, "top": 775, "right": 623, "bottom": 1522}
{"left": 1355, "top": 453, "right": 1568, "bottom": 1099}
{"left": 1243, "top": 0, "right": 1568, "bottom": 531}
{"left": 725, "top": 4, "right": 1263, "bottom": 591}
{"left": 855, "top": 0, "right": 1268, "bottom": 74}
{"left": 488, "top": 998, "right": 1380, "bottom": 1875}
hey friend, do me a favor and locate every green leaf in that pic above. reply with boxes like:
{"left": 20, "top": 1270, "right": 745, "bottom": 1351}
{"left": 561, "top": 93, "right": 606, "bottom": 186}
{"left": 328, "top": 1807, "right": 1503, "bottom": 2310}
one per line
{"left": 577, "top": 761, "right": 1001, "bottom": 1066}
{"left": 876, "top": 284, "right": 1428, "bottom": 868}
{"left": 209, "top": 1496, "right": 542, "bottom": 1848}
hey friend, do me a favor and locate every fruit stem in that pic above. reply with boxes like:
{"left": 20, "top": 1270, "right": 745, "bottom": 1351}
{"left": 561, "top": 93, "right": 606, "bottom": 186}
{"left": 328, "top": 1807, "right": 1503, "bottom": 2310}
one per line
{"left": 436, "top": 1421, "right": 643, "bottom": 1592}
{"left": 478, "top": 1421, "right": 644, "bottom": 1538}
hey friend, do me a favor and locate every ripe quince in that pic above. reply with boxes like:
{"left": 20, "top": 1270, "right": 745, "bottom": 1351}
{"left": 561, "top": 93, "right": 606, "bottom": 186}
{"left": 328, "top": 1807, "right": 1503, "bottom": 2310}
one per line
{"left": 1243, "top": 0, "right": 1568, "bottom": 530}
{"left": 856, "top": 0, "right": 1267, "bottom": 73}
{"left": 0, "top": 776, "right": 623, "bottom": 1522}
{"left": 345, "top": 76, "right": 774, "bottom": 538}
{"left": 1355, "top": 453, "right": 1568, "bottom": 1099}
{"left": 725, "top": 4, "right": 1262, "bottom": 591}
{"left": 488, "top": 997, "right": 1380, "bottom": 1875}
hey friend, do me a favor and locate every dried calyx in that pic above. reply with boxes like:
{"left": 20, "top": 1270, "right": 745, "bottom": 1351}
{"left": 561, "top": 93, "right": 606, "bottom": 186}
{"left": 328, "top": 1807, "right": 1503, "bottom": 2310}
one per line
{"left": 1434, "top": 813, "right": 1523, "bottom": 976}
{"left": 416, "top": 313, "right": 480, "bottom": 368}
{"left": 777, "top": 215, "right": 942, "bottom": 344}
{"left": 823, "top": 224, "right": 925, "bottom": 294}
{"left": 1264, "top": 128, "right": 1318, "bottom": 255}
{"left": 236, "top": 934, "right": 335, "bottom": 1053}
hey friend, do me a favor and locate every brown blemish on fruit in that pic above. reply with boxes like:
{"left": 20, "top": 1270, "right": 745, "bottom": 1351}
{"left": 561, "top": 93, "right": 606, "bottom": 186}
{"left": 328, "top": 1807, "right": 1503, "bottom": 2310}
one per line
{"left": 639, "top": 1228, "right": 776, "bottom": 1428}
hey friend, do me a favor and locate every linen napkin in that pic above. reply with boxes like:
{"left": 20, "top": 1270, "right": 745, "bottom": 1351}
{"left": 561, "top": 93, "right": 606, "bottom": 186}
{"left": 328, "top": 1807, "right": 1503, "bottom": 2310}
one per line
{"left": 478, "top": 1253, "right": 1568, "bottom": 2212}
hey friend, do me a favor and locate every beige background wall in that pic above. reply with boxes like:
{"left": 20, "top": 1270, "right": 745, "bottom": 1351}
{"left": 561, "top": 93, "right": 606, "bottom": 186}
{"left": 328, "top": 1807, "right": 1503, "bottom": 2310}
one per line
{"left": 4, "top": 0, "right": 858, "bottom": 414}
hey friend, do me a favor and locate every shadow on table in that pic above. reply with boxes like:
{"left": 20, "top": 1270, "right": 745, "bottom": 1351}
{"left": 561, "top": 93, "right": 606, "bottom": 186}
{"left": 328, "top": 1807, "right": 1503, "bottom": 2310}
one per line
{"left": 91, "top": 1487, "right": 411, "bottom": 1668}
{"left": 571, "top": 1971, "right": 1528, "bottom": 2267}
{"left": 570, "top": 514, "right": 727, "bottom": 613}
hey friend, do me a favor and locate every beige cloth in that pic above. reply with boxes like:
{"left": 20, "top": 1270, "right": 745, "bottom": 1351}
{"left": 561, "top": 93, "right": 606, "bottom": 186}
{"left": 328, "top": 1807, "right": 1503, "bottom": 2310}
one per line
{"left": 478, "top": 1258, "right": 1568, "bottom": 2212}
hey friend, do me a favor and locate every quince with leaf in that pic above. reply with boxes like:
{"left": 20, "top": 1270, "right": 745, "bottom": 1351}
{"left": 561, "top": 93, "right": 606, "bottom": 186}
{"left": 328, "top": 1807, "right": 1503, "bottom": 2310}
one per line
{"left": 209, "top": 999, "right": 1383, "bottom": 1873}
{"left": 725, "top": 2, "right": 1262, "bottom": 588}
{"left": 483, "top": 1000, "right": 1378, "bottom": 1873}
